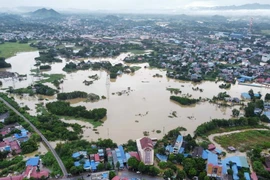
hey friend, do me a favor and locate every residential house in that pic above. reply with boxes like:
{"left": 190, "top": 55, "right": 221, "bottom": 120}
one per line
{"left": 206, "top": 152, "right": 223, "bottom": 179}
{"left": 136, "top": 137, "right": 154, "bottom": 165}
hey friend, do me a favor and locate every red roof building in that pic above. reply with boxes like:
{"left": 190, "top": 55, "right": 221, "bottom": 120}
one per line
{"left": 9, "top": 141, "right": 21, "bottom": 154}
{"left": 136, "top": 137, "right": 154, "bottom": 165}
{"left": 112, "top": 176, "right": 129, "bottom": 180}
{"left": 208, "top": 144, "right": 216, "bottom": 151}
{"left": 94, "top": 154, "right": 100, "bottom": 162}
{"left": 129, "top": 152, "right": 140, "bottom": 161}
{"left": 24, "top": 166, "right": 49, "bottom": 179}
{"left": 250, "top": 172, "right": 258, "bottom": 180}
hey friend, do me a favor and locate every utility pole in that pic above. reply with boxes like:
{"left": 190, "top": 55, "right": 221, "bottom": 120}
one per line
{"left": 163, "top": 126, "right": 165, "bottom": 135}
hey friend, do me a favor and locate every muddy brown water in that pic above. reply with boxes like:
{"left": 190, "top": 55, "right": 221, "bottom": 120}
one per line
{"left": 1, "top": 52, "right": 268, "bottom": 144}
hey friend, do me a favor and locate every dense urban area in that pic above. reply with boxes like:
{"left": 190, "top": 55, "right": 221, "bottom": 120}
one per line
{"left": 0, "top": 5, "right": 270, "bottom": 180}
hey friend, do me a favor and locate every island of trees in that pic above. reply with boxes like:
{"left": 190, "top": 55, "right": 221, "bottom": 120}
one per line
{"left": 170, "top": 96, "right": 199, "bottom": 105}
{"left": 57, "top": 91, "right": 88, "bottom": 100}
{"left": 46, "top": 101, "right": 107, "bottom": 121}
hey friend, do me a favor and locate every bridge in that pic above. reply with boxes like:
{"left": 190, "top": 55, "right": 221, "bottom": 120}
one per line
{"left": 0, "top": 97, "right": 68, "bottom": 177}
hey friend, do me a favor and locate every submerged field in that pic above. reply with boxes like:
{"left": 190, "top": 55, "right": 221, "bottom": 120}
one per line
{"left": 0, "top": 42, "right": 36, "bottom": 58}
{"left": 214, "top": 130, "right": 270, "bottom": 152}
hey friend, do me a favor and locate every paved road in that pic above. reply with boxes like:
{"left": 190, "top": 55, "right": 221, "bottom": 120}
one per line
{"left": 0, "top": 97, "right": 68, "bottom": 177}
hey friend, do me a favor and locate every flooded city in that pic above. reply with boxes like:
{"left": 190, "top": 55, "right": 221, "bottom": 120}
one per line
{"left": 1, "top": 51, "right": 269, "bottom": 144}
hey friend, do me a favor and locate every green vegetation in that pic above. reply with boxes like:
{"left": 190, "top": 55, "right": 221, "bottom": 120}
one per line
{"left": 128, "top": 49, "right": 146, "bottom": 54}
{"left": 0, "top": 156, "right": 25, "bottom": 177}
{"left": 35, "top": 49, "right": 62, "bottom": 63}
{"left": 38, "top": 73, "right": 65, "bottom": 88}
{"left": 170, "top": 96, "right": 198, "bottom": 105}
{"left": 55, "top": 139, "right": 116, "bottom": 173}
{"left": 57, "top": 91, "right": 88, "bottom": 100}
{"left": 20, "top": 136, "right": 39, "bottom": 154}
{"left": 41, "top": 152, "right": 62, "bottom": 176}
{"left": 40, "top": 65, "right": 51, "bottom": 70}
{"left": 0, "top": 93, "right": 83, "bottom": 141}
{"left": 265, "top": 93, "right": 270, "bottom": 101}
{"left": 0, "top": 42, "right": 36, "bottom": 58}
{"left": 214, "top": 130, "right": 270, "bottom": 152}
{"left": 261, "top": 30, "right": 270, "bottom": 35}
{"left": 0, "top": 57, "right": 11, "bottom": 68}
{"left": 195, "top": 117, "right": 262, "bottom": 136}
{"left": 46, "top": 101, "right": 107, "bottom": 121}
{"left": 166, "top": 88, "right": 181, "bottom": 94}
{"left": 219, "top": 83, "right": 231, "bottom": 89}
{"left": 11, "top": 83, "right": 58, "bottom": 96}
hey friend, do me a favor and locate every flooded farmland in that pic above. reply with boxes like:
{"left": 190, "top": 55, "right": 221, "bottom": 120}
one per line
{"left": 1, "top": 51, "right": 269, "bottom": 144}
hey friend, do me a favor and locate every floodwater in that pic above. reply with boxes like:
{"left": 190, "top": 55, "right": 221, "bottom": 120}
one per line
{"left": 1, "top": 51, "right": 269, "bottom": 144}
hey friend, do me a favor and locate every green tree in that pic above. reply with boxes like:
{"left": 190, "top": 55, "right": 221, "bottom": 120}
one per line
{"left": 138, "top": 162, "right": 146, "bottom": 174}
{"left": 232, "top": 109, "right": 240, "bottom": 117}
{"left": 97, "top": 163, "right": 105, "bottom": 171}
{"left": 168, "top": 154, "right": 175, "bottom": 162}
{"left": 249, "top": 89, "right": 254, "bottom": 99}
{"left": 109, "top": 171, "right": 116, "bottom": 180}
{"left": 188, "top": 168, "right": 197, "bottom": 177}
{"left": 158, "top": 161, "right": 168, "bottom": 169}
{"left": 127, "top": 157, "right": 139, "bottom": 170}
{"left": 116, "top": 161, "right": 120, "bottom": 171}
{"left": 175, "top": 154, "right": 184, "bottom": 164}
{"left": 265, "top": 93, "right": 270, "bottom": 101}
{"left": 106, "top": 163, "right": 112, "bottom": 170}
{"left": 164, "top": 169, "right": 174, "bottom": 179}
{"left": 176, "top": 170, "right": 186, "bottom": 180}
{"left": 149, "top": 166, "right": 160, "bottom": 176}
{"left": 260, "top": 115, "right": 269, "bottom": 122}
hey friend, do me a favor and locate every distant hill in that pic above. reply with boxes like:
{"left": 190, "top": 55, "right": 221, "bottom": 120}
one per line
{"left": 202, "top": 3, "right": 270, "bottom": 10}
{"left": 32, "top": 8, "right": 60, "bottom": 18}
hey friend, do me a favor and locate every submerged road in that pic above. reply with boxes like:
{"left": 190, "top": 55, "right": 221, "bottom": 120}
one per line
{"left": 0, "top": 97, "right": 68, "bottom": 177}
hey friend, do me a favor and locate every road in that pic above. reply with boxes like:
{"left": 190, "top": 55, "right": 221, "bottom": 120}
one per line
{"left": 208, "top": 128, "right": 269, "bottom": 157}
{"left": 0, "top": 97, "right": 68, "bottom": 177}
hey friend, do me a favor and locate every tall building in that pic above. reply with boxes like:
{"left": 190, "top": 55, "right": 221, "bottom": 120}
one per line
{"left": 136, "top": 137, "right": 154, "bottom": 165}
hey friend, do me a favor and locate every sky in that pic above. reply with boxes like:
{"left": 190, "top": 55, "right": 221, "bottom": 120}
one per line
{"left": 0, "top": 0, "right": 269, "bottom": 11}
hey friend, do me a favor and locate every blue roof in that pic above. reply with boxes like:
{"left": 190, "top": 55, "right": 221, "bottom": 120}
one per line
{"left": 222, "top": 156, "right": 249, "bottom": 168}
{"left": 156, "top": 154, "right": 168, "bottom": 162}
{"left": 232, "top": 164, "right": 239, "bottom": 180}
{"left": 5, "top": 146, "right": 11, "bottom": 151}
{"left": 207, "top": 152, "right": 218, "bottom": 166}
{"left": 240, "top": 75, "right": 253, "bottom": 80}
{"left": 202, "top": 150, "right": 208, "bottom": 160}
{"left": 244, "top": 172, "right": 251, "bottom": 180}
{"left": 176, "top": 135, "right": 183, "bottom": 143}
{"left": 215, "top": 148, "right": 222, "bottom": 154}
{"left": 254, "top": 93, "right": 260, "bottom": 97}
{"left": 102, "top": 173, "right": 108, "bottom": 179}
{"left": 179, "top": 147, "right": 184, "bottom": 154}
{"left": 91, "top": 160, "right": 97, "bottom": 170}
{"left": 165, "top": 145, "right": 174, "bottom": 153}
{"left": 241, "top": 93, "right": 251, "bottom": 99}
{"left": 72, "top": 152, "right": 81, "bottom": 158}
{"left": 184, "top": 153, "right": 189, "bottom": 158}
{"left": 118, "top": 145, "right": 127, "bottom": 163}
{"left": 125, "top": 153, "right": 131, "bottom": 160}
{"left": 84, "top": 160, "right": 91, "bottom": 169}
{"left": 74, "top": 161, "right": 80, "bottom": 167}
{"left": 26, "top": 157, "right": 39, "bottom": 166}
{"left": 264, "top": 111, "right": 270, "bottom": 119}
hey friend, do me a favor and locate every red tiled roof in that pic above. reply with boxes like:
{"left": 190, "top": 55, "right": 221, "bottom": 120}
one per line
{"left": 140, "top": 137, "right": 153, "bottom": 149}
{"left": 0, "top": 175, "right": 23, "bottom": 180}
{"left": 94, "top": 154, "right": 100, "bottom": 162}
{"left": 9, "top": 141, "right": 21, "bottom": 154}
{"left": 0, "top": 142, "right": 6, "bottom": 148}
{"left": 25, "top": 166, "right": 49, "bottom": 179}
{"left": 112, "top": 176, "right": 128, "bottom": 180}
{"left": 250, "top": 172, "right": 258, "bottom": 180}
{"left": 129, "top": 152, "right": 140, "bottom": 161}
{"left": 208, "top": 144, "right": 216, "bottom": 150}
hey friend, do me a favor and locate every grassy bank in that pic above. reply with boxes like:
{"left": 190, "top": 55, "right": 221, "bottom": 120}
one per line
{"left": 214, "top": 130, "right": 270, "bottom": 152}
{"left": 60, "top": 115, "right": 103, "bottom": 128}
{"left": 0, "top": 42, "right": 36, "bottom": 58}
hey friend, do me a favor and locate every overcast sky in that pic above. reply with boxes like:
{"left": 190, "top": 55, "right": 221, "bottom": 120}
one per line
{"left": 0, "top": 0, "right": 269, "bottom": 10}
